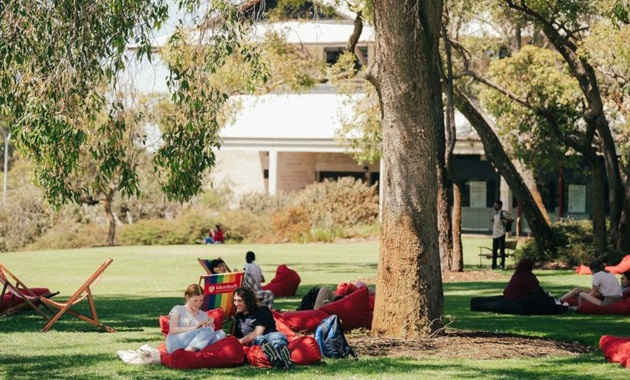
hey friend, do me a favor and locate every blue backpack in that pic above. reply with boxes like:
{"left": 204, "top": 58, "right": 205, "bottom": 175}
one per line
{"left": 314, "top": 314, "right": 358, "bottom": 359}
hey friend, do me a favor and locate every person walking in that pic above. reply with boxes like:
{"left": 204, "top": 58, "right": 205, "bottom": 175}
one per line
{"left": 491, "top": 200, "right": 513, "bottom": 270}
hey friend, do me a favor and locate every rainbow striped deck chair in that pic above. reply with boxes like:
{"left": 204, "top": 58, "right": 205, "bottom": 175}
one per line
{"left": 199, "top": 272, "right": 244, "bottom": 315}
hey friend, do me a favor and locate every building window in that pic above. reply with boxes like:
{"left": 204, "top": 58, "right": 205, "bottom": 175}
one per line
{"left": 263, "top": 169, "right": 269, "bottom": 179}
{"left": 325, "top": 46, "right": 368, "bottom": 68}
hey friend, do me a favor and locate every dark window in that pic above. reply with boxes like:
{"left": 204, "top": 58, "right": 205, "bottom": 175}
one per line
{"left": 319, "top": 171, "right": 364, "bottom": 182}
{"left": 263, "top": 169, "right": 269, "bottom": 179}
{"left": 325, "top": 46, "right": 368, "bottom": 69}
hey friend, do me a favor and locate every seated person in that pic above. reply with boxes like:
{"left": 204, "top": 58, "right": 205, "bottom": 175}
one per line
{"left": 166, "top": 284, "right": 226, "bottom": 354}
{"left": 203, "top": 230, "right": 214, "bottom": 244}
{"left": 232, "top": 287, "right": 291, "bottom": 369}
{"left": 243, "top": 251, "right": 265, "bottom": 288}
{"left": 313, "top": 281, "right": 374, "bottom": 309}
{"left": 559, "top": 260, "right": 623, "bottom": 306}
{"left": 212, "top": 225, "right": 224, "bottom": 244}
{"left": 503, "top": 258, "right": 540, "bottom": 301}
{"left": 210, "top": 257, "right": 274, "bottom": 309}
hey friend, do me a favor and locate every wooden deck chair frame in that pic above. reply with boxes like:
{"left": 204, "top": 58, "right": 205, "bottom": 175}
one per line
{"left": 40, "top": 258, "right": 116, "bottom": 333}
{"left": 197, "top": 258, "right": 213, "bottom": 274}
{"left": 0, "top": 263, "right": 59, "bottom": 318}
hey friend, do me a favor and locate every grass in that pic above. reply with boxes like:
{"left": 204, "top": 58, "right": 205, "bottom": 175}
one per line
{"left": 0, "top": 238, "right": 629, "bottom": 379}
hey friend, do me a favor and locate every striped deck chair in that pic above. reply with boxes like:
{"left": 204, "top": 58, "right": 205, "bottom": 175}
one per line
{"left": 40, "top": 258, "right": 116, "bottom": 332}
{"left": 0, "top": 263, "right": 59, "bottom": 319}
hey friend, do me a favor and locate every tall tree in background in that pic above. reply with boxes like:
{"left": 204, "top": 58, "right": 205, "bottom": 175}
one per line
{"left": 367, "top": 1, "right": 445, "bottom": 338}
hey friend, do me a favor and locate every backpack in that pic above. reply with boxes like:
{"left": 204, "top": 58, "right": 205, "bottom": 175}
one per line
{"left": 296, "top": 286, "right": 321, "bottom": 311}
{"left": 314, "top": 314, "right": 358, "bottom": 359}
{"left": 501, "top": 210, "right": 512, "bottom": 231}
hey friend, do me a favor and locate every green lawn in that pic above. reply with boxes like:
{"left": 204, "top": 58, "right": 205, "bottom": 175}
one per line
{"left": 1, "top": 238, "right": 629, "bottom": 379}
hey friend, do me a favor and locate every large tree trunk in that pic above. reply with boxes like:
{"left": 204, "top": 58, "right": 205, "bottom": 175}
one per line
{"left": 619, "top": 155, "right": 630, "bottom": 250}
{"left": 367, "top": 1, "right": 445, "bottom": 338}
{"left": 585, "top": 153, "right": 608, "bottom": 254}
{"left": 442, "top": 23, "right": 463, "bottom": 271}
{"left": 454, "top": 88, "right": 554, "bottom": 255}
{"left": 103, "top": 188, "right": 116, "bottom": 246}
{"left": 513, "top": 161, "right": 551, "bottom": 226}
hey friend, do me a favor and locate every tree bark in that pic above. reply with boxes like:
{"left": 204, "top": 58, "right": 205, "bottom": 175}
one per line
{"left": 367, "top": 1, "right": 445, "bottom": 338}
{"left": 513, "top": 161, "right": 550, "bottom": 226}
{"left": 103, "top": 188, "right": 116, "bottom": 246}
{"left": 454, "top": 88, "right": 554, "bottom": 255}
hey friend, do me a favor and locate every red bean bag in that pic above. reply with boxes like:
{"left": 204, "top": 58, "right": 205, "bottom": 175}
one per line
{"left": 336, "top": 283, "right": 358, "bottom": 297}
{"left": 606, "top": 255, "right": 630, "bottom": 275}
{"left": 158, "top": 336, "right": 245, "bottom": 369}
{"left": 600, "top": 335, "right": 630, "bottom": 368}
{"left": 278, "top": 309, "right": 329, "bottom": 333}
{"left": 262, "top": 265, "right": 301, "bottom": 297}
{"left": 0, "top": 288, "right": 53, "bottom": 312}
{"left": 369, "top": 294, "right": 375, "bottom": 311}
{"left": 575, "top": 265, "right": 592, "bottom": 275}
{"left": 271, "top": 310, "right": 297, "bottom": 340}
{"left": 159, "top": 308, "right": 224, "bottom": 336}
{"left": 319, "top": 286, "right": 373, "bottom": 331}
{"left": 242, "top": 336, "right": 322, "bottom": 367}
{"left": 577, "top": 298, "right": 630, "bottom": 315}
{"left": 289, "top": 336, "right": 322, "bottom": 365}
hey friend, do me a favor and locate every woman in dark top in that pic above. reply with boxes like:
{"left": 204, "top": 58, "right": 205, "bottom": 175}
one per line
{"left": 503, "top": 258, "right": 540, "bottom": 301}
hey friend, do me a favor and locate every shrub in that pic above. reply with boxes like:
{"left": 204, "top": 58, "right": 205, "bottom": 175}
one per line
{"left": 25, "top": 222, "right": 109, "bottom": 250}
{"left": 516, "top": 220, "right": 623, "bottom": 266}
{"left": 271, "top": 205, "right": 311, "bottom": 243}
{"left": 296, "top": 177, "right": 379, "bottom": 228}
{"left": 238, "top": 191, "right": 294, "bottom": 215}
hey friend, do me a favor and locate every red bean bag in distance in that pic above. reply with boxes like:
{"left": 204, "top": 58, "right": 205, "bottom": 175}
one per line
{"left": 577, "top": 298, "right": 630, "bottom": 315}
{"left": 605, "top": 255, "right": 630, "bottom": 275}
{"left": 279, "top": 309, "right": 329, "bottom": 333}
{"left": 262, "top": 265, "right": 301, "bottom": 297}
{"left": 575, "top": 265, "right": 592, "bottom": 275}
{"left": 159, "top": 308, "right": 224, "bottom": 336}
{"left": 319, "top": 286, "right": 373, "bottom": 331}
{"left": 600, "top": 335, "right": 630, "bottom": 367}
{"left": 158, "top": 336, "right": 245, "bottom": 369}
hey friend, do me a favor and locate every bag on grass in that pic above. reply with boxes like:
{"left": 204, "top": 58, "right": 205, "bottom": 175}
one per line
{"left": 314, "top": 314, "right": 357, "bottom": 359}
{"left": 296, "top": 286, "right": 321, "bottom": 311}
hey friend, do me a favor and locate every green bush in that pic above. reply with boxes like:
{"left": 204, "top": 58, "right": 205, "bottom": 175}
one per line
{"left": 516, "top": 220, "right": 623, "bottom": 265}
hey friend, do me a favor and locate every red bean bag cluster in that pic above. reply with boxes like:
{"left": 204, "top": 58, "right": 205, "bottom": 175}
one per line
{"left": 242, "top": 310, "right": 321, "bottom": 368}
{"left": 577, "top": 298, "right": 630, "bottom": 315}
{"left": 0, "top": 288, "right": 53, "bottom": 313}
{"left": 158, "top": 308, "right": 224, "bottom": 336}
{"left": 605, "top": 255, "right": 630, "bottom": 275}
{"left": 600, "top": 335, "right": 630, "bottom": 368}
{"left": 262, "top": 265, "right": 301, "bottom": 297}
{"left": 158, "top": 337, "right": 245, "bottom": 369}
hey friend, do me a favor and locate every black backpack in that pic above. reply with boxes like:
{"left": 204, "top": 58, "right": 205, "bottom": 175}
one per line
{"left": 296, "top": 286, "right": 320, "bottom": 311}
{"left": 501, "top": 210, "right": 513, "bottom": 231}
{"left": 314, "top": 314, "right": 357, "bottom": 359}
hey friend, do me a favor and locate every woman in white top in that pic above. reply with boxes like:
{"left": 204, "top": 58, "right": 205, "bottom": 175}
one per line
{"left": 559, "top": 260, "right": 623, "bottom": 306}
{"left": 165, "top": 284, "right": 225, "bottom": 354}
